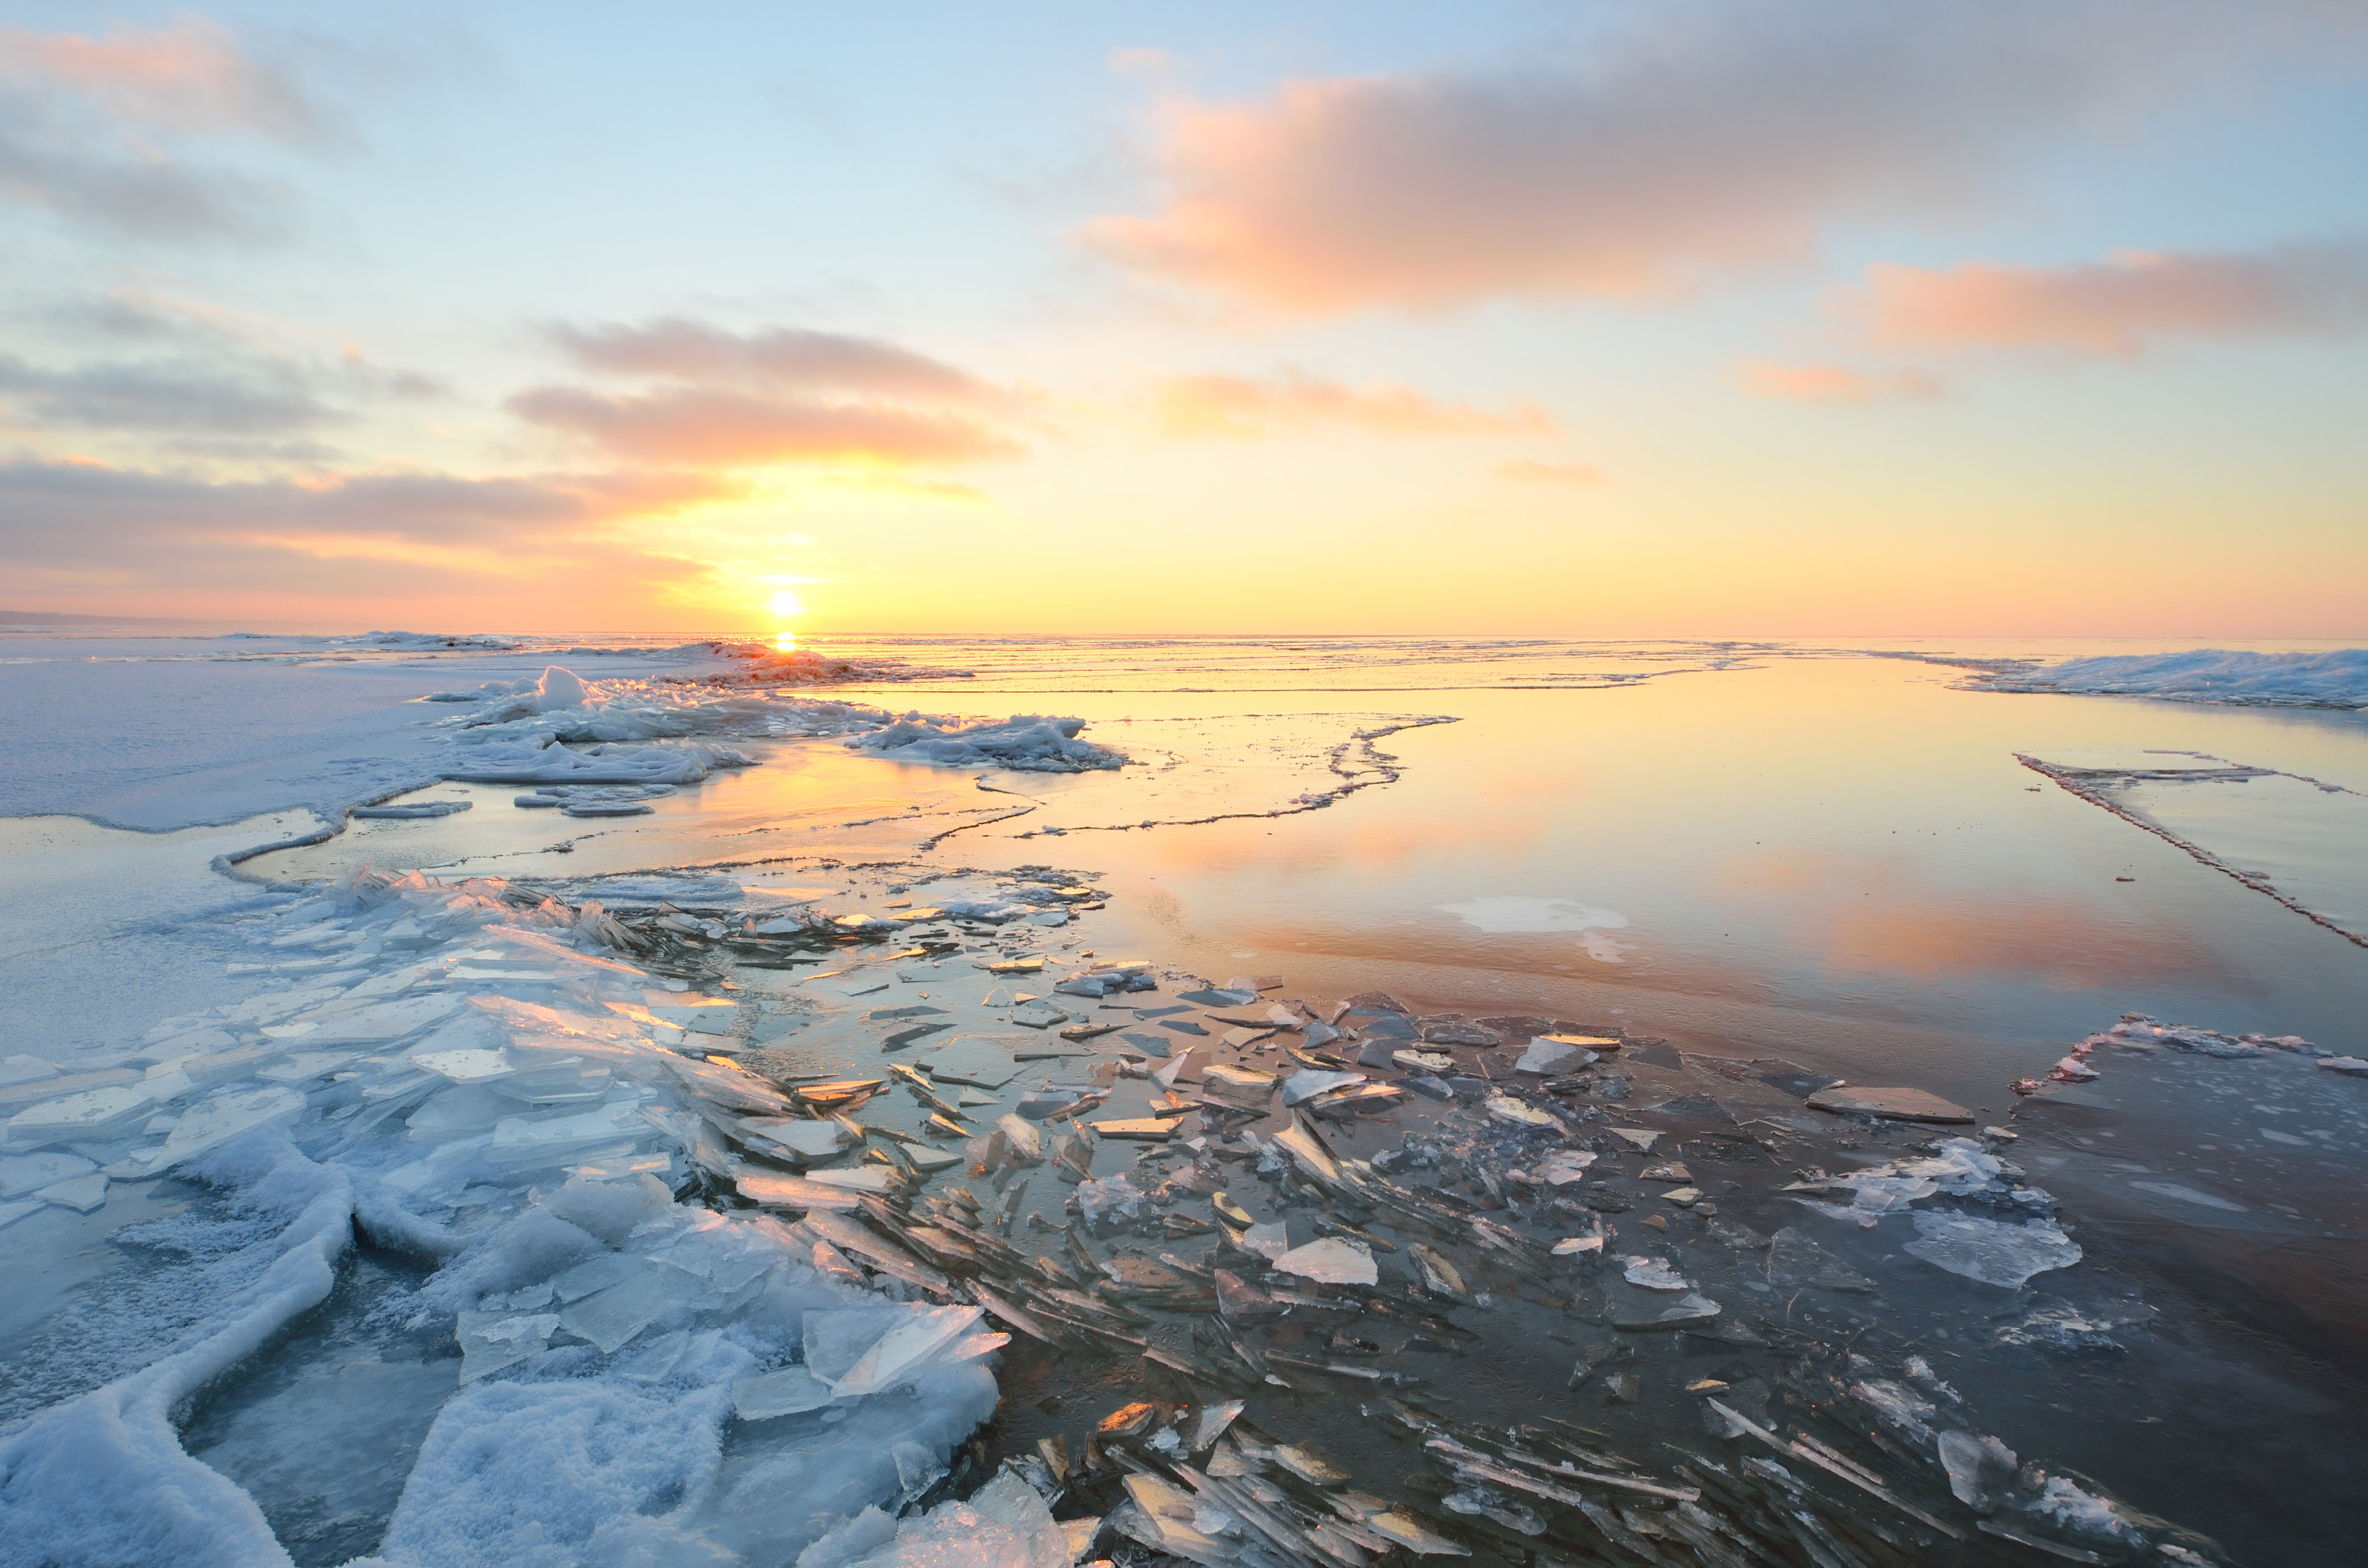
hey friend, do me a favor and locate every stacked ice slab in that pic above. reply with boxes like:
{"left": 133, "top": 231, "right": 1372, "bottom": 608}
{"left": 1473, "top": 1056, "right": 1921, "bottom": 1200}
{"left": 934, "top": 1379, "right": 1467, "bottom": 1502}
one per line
{"left": 0, "top": 867, "right": 1012, "bottom": 1566}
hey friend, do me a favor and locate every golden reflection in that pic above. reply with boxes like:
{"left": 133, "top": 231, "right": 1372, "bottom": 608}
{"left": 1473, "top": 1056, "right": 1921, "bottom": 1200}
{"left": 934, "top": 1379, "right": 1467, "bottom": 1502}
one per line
{"left": 776, "top": 631, "right": 797, "bottom": 652}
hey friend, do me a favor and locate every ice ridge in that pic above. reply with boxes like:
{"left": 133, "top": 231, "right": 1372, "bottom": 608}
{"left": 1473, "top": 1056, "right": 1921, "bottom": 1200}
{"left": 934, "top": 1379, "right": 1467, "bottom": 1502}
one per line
{"left": 1977, "top": 648, "right": 2368, "bottom": 708}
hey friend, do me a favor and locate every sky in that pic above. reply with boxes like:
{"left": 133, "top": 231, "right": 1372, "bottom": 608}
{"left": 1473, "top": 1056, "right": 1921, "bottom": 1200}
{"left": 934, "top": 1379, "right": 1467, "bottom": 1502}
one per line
{"left": 1, "top": 0, "right": 2364, "bottom": 638}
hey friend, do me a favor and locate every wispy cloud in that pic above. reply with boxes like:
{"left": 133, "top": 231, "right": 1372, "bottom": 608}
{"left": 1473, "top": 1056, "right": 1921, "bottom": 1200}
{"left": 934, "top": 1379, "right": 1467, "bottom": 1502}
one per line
{"left": 1851, "top": 242, "right": 2368, "bottom": 359}
{"left": 545, "top": 319, "right": 990, "bottom": 402}
{"left": 1147, "top": 368, "right": 1551, "bottom": 441}
{"left": 0, "top": 19, "right": 322, "bottom": 240}
{"left": 1080, "top": 1, "right": 2361, "bottom": 313}
{"left": 0, "top": 291, "right": 446, "bottom": 456}
{"left": 508, "top": 386, "right": 1022, "bottom": 467}
{"left": 1735, "top": 359, "right": 1944, "bottom": 405}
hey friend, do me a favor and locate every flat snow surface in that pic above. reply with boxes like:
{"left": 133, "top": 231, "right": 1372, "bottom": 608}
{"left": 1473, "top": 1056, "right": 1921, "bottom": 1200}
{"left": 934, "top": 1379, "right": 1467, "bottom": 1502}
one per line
{"left": 0, "top": 636, "right": 1122, "bottom": 832}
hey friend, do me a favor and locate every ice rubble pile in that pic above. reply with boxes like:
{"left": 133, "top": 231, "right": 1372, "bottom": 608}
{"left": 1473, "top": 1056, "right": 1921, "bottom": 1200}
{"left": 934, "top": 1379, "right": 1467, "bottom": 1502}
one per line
{"left": 0, "top": 868, "right": 1009, "bottom": 1567}
{"left": 423, "top": 665, "right": 1125, "bottom": 788}
{"left": 1786, "top": 1138, "right": 2080, "bottom": 1289}
{"left": 1980, "top": 647, "right": 2368, "bottom": 708}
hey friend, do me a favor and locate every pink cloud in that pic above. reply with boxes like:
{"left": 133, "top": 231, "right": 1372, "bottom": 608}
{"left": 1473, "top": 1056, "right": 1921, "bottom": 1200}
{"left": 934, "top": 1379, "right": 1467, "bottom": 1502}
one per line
{"left": 1149, "top": 368, "right": 1551, "bottom": 440}
{"left": 1080, "top": 4, "right": 2360, "bottom": 313}
{"left": 0, "top": 19, "right": 315, "bottom": 135}
{"left": 1854, "top": 244, "right": 2368, "bottom": 358}
{"left": 1735, "top": 360, "right": 1944, "bottom": 405}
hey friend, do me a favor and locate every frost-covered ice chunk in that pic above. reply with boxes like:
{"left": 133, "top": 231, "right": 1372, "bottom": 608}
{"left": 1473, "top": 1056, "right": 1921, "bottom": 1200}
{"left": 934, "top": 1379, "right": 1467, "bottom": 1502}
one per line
{"left": 804, "top": 1471, "right": 1066, "bottom": 1568}
{"left": 411, "top": 1047, "right": 515, "bottom": 1084}
{"left": 558, "top": 1263, "right": 698, "bottom": 1354}
{"left": 2026, "top": 1474, "right": 2144, "bottom": 1543}
{"left": 845, "top": 712, "right": 1125, "bottom": 772}
{"left": 153, "top": 1087, "right": 308, "bottom": 1168}
{"left": 1075, "top": 1172, "right": 1147, "bottom": 1227}
{"left": 457, "top": 1310, "right": 561, "bottom": 1382}
{"left": 1274, "top": 1236, "right": 1377, "bottom": 1286}
{"left": 1906, "top": 1212, "right": 2082, "bottom": 1288}
{"left": 734, "top": 1365, "right": 835, "bottom": 1420}
{"left": 0, "top": 1055, "right": 59, "bottom": 1087}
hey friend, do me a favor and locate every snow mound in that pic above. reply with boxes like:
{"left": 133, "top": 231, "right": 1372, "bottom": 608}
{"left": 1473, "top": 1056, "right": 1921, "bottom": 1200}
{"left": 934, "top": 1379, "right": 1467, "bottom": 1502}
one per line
{"left": 845, "top": 713, "right": 1124, "bottom": 773}
{"left": 1981, "top": 649, "right": 2368, "bottom": 708}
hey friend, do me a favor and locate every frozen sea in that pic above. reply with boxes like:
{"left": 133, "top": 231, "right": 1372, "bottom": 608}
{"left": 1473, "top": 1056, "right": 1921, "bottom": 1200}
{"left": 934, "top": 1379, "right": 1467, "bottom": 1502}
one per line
{"left": 2, "top": 630, "right": 2365, "bottom": 1567}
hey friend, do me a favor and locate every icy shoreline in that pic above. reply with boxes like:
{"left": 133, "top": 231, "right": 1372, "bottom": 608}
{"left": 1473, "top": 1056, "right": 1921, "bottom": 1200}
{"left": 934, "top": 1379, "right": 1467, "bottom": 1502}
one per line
{"left": 1970, "top": 649, "right": 2368, "bottom": 709}
{"left": 1, "top": 855, "right": 2309, "bottom": 1565}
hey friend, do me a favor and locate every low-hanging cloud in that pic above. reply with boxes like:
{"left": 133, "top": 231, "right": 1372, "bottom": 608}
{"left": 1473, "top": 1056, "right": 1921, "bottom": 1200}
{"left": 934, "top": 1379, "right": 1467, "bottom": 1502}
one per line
{"left": 1081, "top": 1, "right": 2362, "bottom": 313}
{"left": 0, "top": 457, "right": 734, "bottom": 557}
{"left": 1852, "top": 242, "right": 2368, "bottom": 358}
{"left": 546, "top": 319, "right": 988, "bottom": 402}
{"left": 1147, "top": 367, "right": 1552, "bottom": 441}
{"left": 515, "top": 317, "right": 1024, "bottom": 470}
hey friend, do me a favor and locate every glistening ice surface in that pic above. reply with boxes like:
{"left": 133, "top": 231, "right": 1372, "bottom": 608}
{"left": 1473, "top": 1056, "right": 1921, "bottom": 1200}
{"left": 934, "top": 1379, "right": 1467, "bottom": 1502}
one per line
{"left": 3, "top": 633, "right": 2365, "bottom": 1567}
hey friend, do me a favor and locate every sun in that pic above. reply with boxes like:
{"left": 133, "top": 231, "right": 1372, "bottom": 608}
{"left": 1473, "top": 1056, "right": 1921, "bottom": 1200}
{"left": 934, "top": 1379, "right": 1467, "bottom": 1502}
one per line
{"left": 767, "top": 590, "right": 803, "bottom": 618}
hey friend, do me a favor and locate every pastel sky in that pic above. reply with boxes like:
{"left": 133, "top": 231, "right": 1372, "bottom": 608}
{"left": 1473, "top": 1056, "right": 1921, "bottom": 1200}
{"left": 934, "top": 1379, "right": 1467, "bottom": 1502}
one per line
{"left": 3, "top": 1, "right": 2365, "bottom": 637}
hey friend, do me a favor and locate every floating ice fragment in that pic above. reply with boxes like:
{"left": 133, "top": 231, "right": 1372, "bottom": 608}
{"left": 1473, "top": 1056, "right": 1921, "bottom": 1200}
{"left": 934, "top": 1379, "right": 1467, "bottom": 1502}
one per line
{"left": 1936, "top": 1429, "right": 2019, "bottom": 1510}
{"left": 1533, "top": 1149, "right": 1596, "bottom": 1185}
{"left": 5, "top": 1085, "right": 153, "bottom": 1147}
{"left": 35, "top": 1172, "right": 108, "bottom": 1212}
{"left": 1514, "top": 1038, "right": 1594, "bottom": 1075}
{"left": 1238, "top": 1221, "right": 1290, "bottom": 1261}
{"left": 558, "top": 1265, "right": 688, "bottom": 1354}
{"left": 1484, "top": 1093, "right": 1560, "bottom": 1130}
{"left": 1805, "top": 1085, "right": 1975, "bottom": 1124}
{"left": 2128, "top": 1180, "right": 2246, "bottom": 1213}
{"left": 1606, "top": 1291, "right": 1722, "bottom": 1331}
{"left": 1621, "top": 1256, "right": 1690, "bottom": 1291}
{"left": 1275, "top": 1236, "right": 1377, "bottom": 1287}
{"left": 1280, "top": 1069, "right": 1364, "bottom": 1106}
{"left": 0, "top": 1152, "right": 96, "bottom": 1198}
{"left": 1905, "top": 1212, "right": 2082, "bottom": 1288}
{"left": 1076, "top": 1171, "right": 1148, "bottom": 1228}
